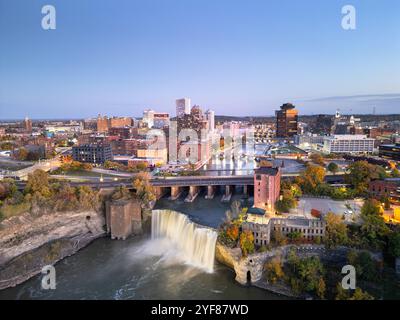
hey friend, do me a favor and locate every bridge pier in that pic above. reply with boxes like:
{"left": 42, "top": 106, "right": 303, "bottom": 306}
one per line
{"left": 154, "top": 187, "right": 167, "bottom": 200}
{"left": 170, "top": 186, "right": 183, "bottom": 200}
{"left": 205, "top": 185, "right": 216, "bottom": 199}
{"left": 221, "top": 185, "right": 232, "bottom": 203}
{"left": 185, "top": 185, "right": 200, "bottom": 203}
{"left": 243, "top": 185, "right": 249, "bottom": 199}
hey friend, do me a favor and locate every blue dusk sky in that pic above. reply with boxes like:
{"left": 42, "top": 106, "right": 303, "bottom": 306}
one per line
{"left": 0, "top": 0, "right": 399, "bottom": 119}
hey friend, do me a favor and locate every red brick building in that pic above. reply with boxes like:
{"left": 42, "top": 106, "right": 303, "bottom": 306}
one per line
{"left": 369, "top": 179, "right": 400, "bottom": 203}
{"left": 254, "top": 163, "right": 281, "bottom": 211}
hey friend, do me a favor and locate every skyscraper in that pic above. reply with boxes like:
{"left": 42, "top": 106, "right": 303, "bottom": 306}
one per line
{"left": 205, "top": 109, "right": 215, "bottom": 132}
{"left": 176, "top": 98, "right": 191, "bottom": 118}
{"left": 275, "top": 103, "right": 298, "bottom": 138}
{"left": 23, "top": 117, "right": 32, "bottom": 133}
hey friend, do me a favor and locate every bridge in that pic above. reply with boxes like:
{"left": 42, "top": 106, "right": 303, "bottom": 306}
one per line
{"left": 15, "top": 172, "right": 345, "bottom": 203}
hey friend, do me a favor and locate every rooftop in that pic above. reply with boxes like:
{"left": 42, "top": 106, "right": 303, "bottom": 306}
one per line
{"left": 254, "top": 166, "right": 280, "bottom": 176}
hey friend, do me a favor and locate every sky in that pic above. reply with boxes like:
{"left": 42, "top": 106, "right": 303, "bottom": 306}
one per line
{"left": 0, "top": 0, "right": 399, "bottom": 119}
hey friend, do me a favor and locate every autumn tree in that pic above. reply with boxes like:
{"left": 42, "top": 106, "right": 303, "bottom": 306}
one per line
{"left": 133, "top": 172, "right": 156, "bottom": 207}
{"left": 265, "top": 257, "right": 284, "bottom": 284}
{"left": 298, "top": 165, "right": 326, "bottom": 194}
{"left": 309, "top": 153, "right": 325, "bottom": 166}
{"left": 239, "top": 230, "right": 255, "bottom": 256}
{"left": 15, "top": 147, "right": 29, "bottom": 161}
{"left": 324, "top": 212, "right": 348, "bottom": 248}
{"left": 226, "top": 224, "right": 239, "bottom": 242}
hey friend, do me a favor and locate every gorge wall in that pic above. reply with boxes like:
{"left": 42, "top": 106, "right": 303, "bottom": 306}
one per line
{"left": 0, "top": 210, "right": 105, "bottom": 290}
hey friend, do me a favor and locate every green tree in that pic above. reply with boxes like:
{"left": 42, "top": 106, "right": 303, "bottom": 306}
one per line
{"left": 327, "top": 162, "right": 339, "bottom": 175}
{"left": 349, "top": 288, "right": 374, "bottom": 300}
{"left": 25, "top": 169, "right": 52, "bottom": 198}
{"left": 388, "top": 231, "right": 400, "bottom": 258}
{"left": 346, "top": 161, "right": 385, "bottom": 195}
{"left": 360, "top": 199, "right": 389, "bottom": 250}
{"left": 361, "top": 199, "right": 382, "bottom": 216}
{"left": 392, "top": 168, "right": 400, "bottom": 178}
{"left": 324, "top": 212, "right": 348, "bottom": 248}
{"left": 275, "top": 189, "right": 297, "bottom": 213}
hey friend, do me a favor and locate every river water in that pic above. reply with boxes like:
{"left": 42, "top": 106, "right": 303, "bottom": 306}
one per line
{"left": 0, "top": 192, "right": 283, "bottom": 300}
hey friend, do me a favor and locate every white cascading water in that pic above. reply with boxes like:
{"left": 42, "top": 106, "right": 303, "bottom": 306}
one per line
{"left": 151, "top": 210, "right": 217, "bottom": 273}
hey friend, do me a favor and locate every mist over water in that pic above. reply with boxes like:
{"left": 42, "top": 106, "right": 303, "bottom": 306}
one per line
{"left": 151, "top": 210, "right": 217, "bottom": 273}
{"left": 0, "top": 199, "right": 283, "bottom": 300}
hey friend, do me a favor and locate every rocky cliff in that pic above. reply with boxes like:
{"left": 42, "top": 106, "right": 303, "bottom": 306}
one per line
{"left": 215, "top": 241, "right": 288, "bottom": 285}
{"left": 0, "top": 210, "right": 105, "bottom": 290}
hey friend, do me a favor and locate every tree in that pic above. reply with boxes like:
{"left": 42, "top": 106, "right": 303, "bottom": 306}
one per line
{"left": 226, "top": 224, "right": 239, "bottom": 242}
{"left": 316, "top": 277, "right": 326, "bottom": 299}
{"left": 275, "top": 188, "right": 297, "bottom": 213}
{"left": 361, "top": 199, "right": 382, "bottom": 216}
{"left": 324, "top": 212, "right": 348, "bottom": 248}
{"left": 133, "top": 172, "right": 156, "bottom": 207}
{"left": 272, "top": 228, "right": 287, "bottom": 246}
{"left": 327, "top": 162, "right": 339, "bottom": 175}
{"left": 392, "top": 168, "right": 400, "bottom": 178}
{"left": 298, "top": 165, "right": 326, "bottom": 194}
{"left": 310, "top": 153, "right": 325, "bottom": 166}
{"left": 349, "top": 288, "right": 374, "bottom": 300}
{"left": 25, "top": 169, "right": 52, "bottom": 198}
{"left": 335, "top": 283, "right": 350, "bottom": 300}
{"left": 287, "top": 231, "right": 303, "bottom": 243}
{"left": 388, "top": 231, "right": 400, "bottom": 258}
{"left": 360, "top": 199, "right": 389, "bottom": 250}
{"left": 112, "top": 186, "right": 132, "bottom": 201}
{"left": 361, "top": 213, "right": 390, "bottom": 250}
{"left": 239, "top": 230, "right": 255, "bottom": 256}
{"left": 15, "top": 147, "right": 28, "bottom": 161}
{"left": 345, "top": 161, "right": 384, "bottom": 195}
{"left": 265, "top": 257, "right": 284, "bottom": 284}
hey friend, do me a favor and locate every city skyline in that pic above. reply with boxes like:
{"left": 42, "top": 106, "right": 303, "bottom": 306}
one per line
{"left": 1, "top": 0, "right": 399, "bottom": 119}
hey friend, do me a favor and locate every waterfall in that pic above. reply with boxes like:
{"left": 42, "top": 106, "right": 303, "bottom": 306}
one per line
{"left": 151, "top": 210, "right": 217, "bottom": 273}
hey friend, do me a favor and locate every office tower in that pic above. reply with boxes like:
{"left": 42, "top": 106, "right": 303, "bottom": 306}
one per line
{"left": 205, "top": 109, "right": 215, "bottom": 132}
{"left": 23, "top": 117, "right": 32, "bottom": 133}
{"left": 275, "top": 103, "right": 298, "bottom": 138}
{"left": 142, "top": 109, "right": 155, "bottom": 128}
{"left": 176, "top": 98, "right": 191, "bottom": 118}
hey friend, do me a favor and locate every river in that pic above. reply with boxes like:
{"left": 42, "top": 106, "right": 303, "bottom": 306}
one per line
{"left": 0, "top": 192, "right": 284, "bottom": 300}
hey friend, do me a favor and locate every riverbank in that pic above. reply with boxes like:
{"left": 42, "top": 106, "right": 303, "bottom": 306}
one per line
{"left": 0, "top": 210, "right": 105, "bottom": 290}
{"left": 215, "top": 241, "right": 301, "bottom": 297}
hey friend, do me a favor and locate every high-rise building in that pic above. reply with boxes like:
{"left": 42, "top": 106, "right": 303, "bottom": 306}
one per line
{"left": 205, "top": 109, "right": 215, "bottom": 132}
{"left": 176, "top": 98, "right": 191, "bottom": 118}
{"left": 275, "top": 103, "right": 298, "bottom": 138}
{"left": 142, "top": 109, "right": 155, "bottom": 128}
{"left": 23, "top": 117, "right": 32, "bottom": 133}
